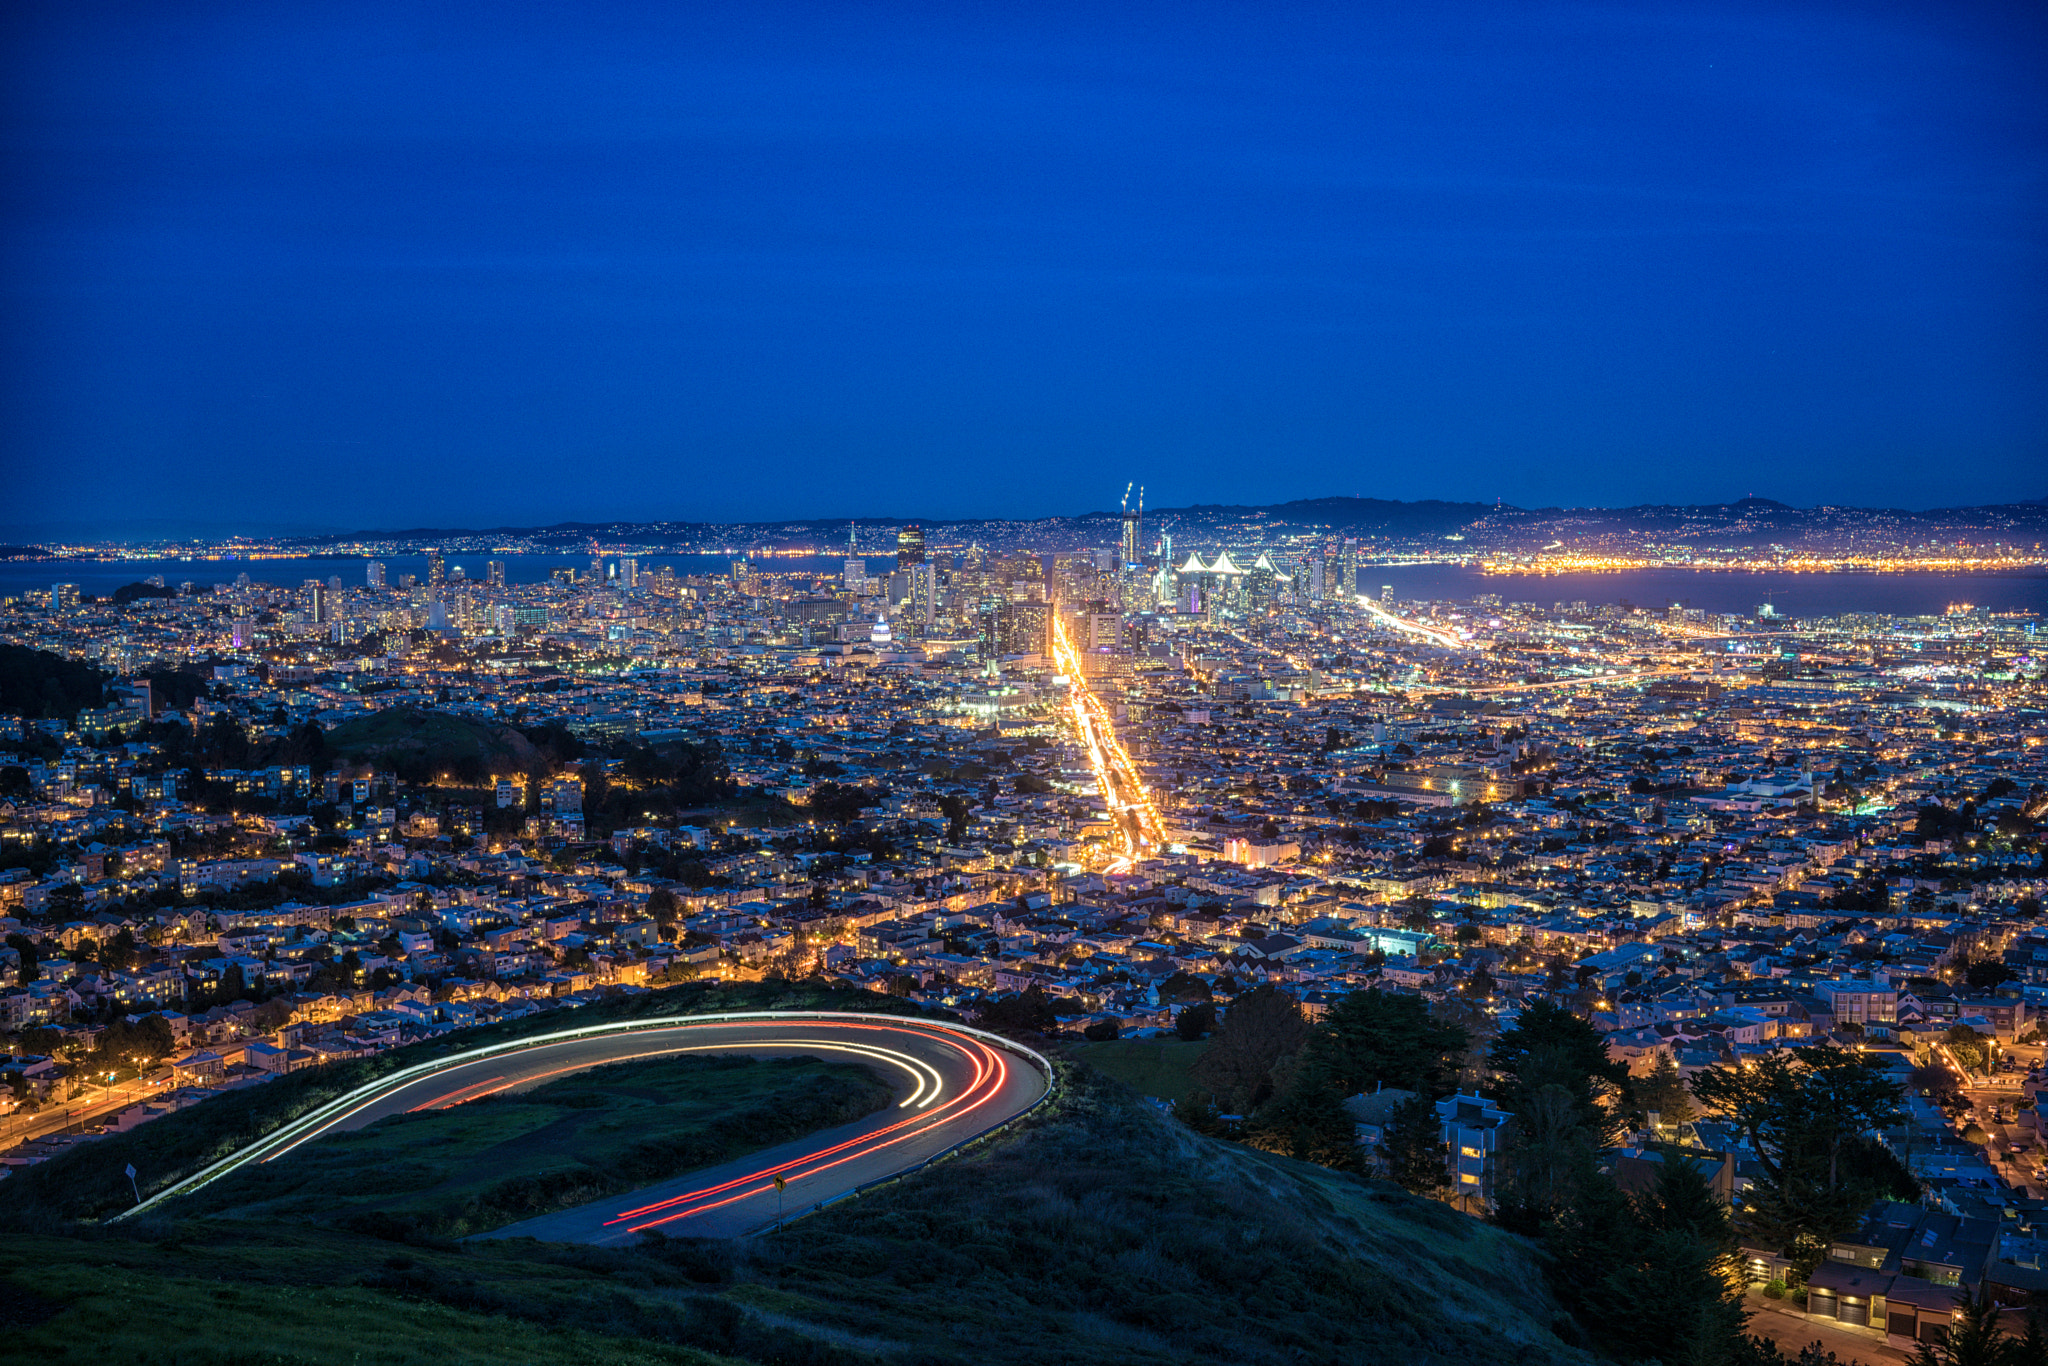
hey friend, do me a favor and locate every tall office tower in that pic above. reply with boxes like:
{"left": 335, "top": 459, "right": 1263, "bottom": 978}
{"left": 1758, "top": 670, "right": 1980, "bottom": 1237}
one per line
{"left": 426, "top": 599, "right": 449, "bottom": 631}
{"left": 998, "top": 601, "right": 1051, "bottom": 657}
{"left": 487, "top": 559, "right": 505, "bottom": 588}
{"left": 366, "top": 560, "right": 387, "bottom": 588}
{"left": 304, "top": 579, "right": 328, "bottom": 624}
{"left": 620, "top": 557, "right": 639, "bottom": 588}
{"left": 896, "top": 524, "right": 925, "bottom": 569}
{"left": 1382, "top": 584, "right": 1394, "bottom": 605}
{"left": 731, "top": 558, "right": 750, "bottom": 592}
{"left": 842, "top": 556, "right": 865, "bottom": 593}
{"left": 1308, "top": 558, "right": 1325, "bottom": 601}
{"left": 910, "top": 563, "right": 937, "bottom": 627}
{"left": 328, "top": 575, "right": 343, "bottom": 594}
{"left": 51, "top": 583, "right": 80, "bottom": 611}
{"left": 427, "top": 550, "right": 446, "bottom": 587}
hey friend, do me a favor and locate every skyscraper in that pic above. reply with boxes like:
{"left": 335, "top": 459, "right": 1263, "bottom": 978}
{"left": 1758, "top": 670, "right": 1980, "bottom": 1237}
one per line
{"left": 896, "top": 524, "right": 925, "bottom": 569}
{"left": 427, "top": 550, "right": 446, "bottom": 587}
{"left": 620, "top": 557, "right": 638, "bottom": 588}
{"left": 486, "top": 559, "right": 505, "bottom": 588}
{"left": 366, "top": 560, "right": 386, "bottom": 588}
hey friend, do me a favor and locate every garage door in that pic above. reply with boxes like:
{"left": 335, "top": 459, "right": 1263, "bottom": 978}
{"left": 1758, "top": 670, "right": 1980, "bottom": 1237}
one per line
{"left": 1808, "top": 1291, "right": 1838, "bottom": 1319}
{"left": 1840, "top": 1300, "right": 1869, "bottom": 1327}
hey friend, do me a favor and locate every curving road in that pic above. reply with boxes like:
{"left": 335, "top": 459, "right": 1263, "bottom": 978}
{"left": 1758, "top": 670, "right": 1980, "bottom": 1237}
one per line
{"left": 120, "top": 1012, "right": 1052, "bottom": 1241}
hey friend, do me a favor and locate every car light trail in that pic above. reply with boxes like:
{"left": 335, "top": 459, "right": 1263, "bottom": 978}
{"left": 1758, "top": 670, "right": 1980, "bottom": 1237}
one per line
{"left": 267, "top": 1028, "right": 951, "bottom": 1161}
{"left": 1050, "top": 612, "right": 1166, "bottom": 864}
{"left": 1357, "top": 594, "right": 1468, "bottom": 650}
{"left": 610, "top": 1035, "right": 1014, "bottom": 1233}
{"left": 118, "top": 1012, "right": 1051, "bottom": 1230}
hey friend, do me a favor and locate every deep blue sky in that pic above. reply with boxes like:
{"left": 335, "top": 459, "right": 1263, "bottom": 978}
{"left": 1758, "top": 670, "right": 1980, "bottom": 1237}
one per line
{"left": 3, "top": 1, "right": 2044, "bottom": 532}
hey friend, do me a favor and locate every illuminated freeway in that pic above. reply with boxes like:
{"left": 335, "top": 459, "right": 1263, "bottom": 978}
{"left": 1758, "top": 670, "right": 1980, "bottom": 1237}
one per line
{"left": 1050, "top": 612, "right": 1167, "bottom": 867}
{"left": 118, "top": 1012, "right": 1051, "bottom": 1241}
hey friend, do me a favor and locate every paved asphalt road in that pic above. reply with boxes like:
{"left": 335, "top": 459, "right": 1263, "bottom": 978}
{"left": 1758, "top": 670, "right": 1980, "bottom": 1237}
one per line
{"left": 126, "top": 1013, "right": 1050, "bottom": 1241}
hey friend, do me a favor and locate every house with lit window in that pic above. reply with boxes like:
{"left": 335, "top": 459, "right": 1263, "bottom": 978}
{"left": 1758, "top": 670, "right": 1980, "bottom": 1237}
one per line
{"left": 1437, "top": 1092, "right": 1512, "bottom": 1210}
{"left": 1803, "top": 1202, "right": 2000, "bottom": 1346}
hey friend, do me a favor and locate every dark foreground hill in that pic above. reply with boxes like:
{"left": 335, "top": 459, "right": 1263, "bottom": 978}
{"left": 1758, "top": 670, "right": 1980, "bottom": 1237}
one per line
{"left": 0, "top": 996, "right": 1592, "bottom": 1365}
{"left": 0, "top": 1072, "right": 1591, "bottom": 1366}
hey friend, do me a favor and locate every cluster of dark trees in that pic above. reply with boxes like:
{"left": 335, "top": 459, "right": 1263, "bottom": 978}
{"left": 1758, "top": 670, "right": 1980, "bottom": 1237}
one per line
{"left": 1160, "top": 984, "right": 1932, "bottom": 1363}
{"left": 0, "top": 643, "right": 109, "bottom": 720}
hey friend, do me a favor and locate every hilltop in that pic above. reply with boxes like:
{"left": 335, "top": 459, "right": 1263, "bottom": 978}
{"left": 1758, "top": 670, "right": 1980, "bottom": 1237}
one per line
{"left": 0, "top": 988, "right": 1592, "bottom": 1365}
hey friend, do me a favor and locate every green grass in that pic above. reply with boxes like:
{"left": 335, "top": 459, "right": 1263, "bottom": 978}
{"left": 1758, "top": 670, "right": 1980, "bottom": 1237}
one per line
{"left": 0, "top": 979, "right": 935, "bottom": 1225}
{"left": 198, "top": 1053, "right": 892, "bottom": 1237}
{"left": 1068, "top": 1037, "right": 1210, "bottom": 1103}
{"left": 0, "top": 1069, "right": 1593, "bottom": 1366}
{"left": 0, "top": 998, "right": 1597, "bottom": 1366}
{"left": 323, "top": 707, "right": 537, "bottom": 772}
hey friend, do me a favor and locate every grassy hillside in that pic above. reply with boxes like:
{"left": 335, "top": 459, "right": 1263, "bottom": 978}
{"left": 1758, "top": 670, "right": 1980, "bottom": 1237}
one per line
{"left": 200, "top": 1053, "right": 892, "bottom": 1237}
{"left": 1069, "top": 1036, "right": 1209, "bottom": 1103}
{"left": 0, "top": 1063, "right": 1594, "bottom": 1366}
{"left": 325, "top": 705, "right": 541, "bottom": 768}
{"left": 0, "top": 979, "right": 929, "bottom": 1225}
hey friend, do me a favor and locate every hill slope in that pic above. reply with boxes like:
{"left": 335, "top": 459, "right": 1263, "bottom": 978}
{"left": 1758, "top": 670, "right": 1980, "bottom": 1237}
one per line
{"left": 0, "top": 1058, "right": 1590, "bottom": 1366}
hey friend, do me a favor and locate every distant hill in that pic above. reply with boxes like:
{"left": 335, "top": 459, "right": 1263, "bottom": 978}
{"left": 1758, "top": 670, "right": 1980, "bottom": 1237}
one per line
{"left": 0, "top": 643, "right": 108, "bottom": 721}
{"left": 291, "top": 493, "right": 2048, "bottom": 549}
{"left": 324, "top": 707, "right": 543, "bottom": 784}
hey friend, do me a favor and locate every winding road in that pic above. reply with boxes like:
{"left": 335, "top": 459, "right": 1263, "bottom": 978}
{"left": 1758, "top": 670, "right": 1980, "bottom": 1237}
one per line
{"left": 118, "top": 1011, "right": 1052, "bottom": 1242}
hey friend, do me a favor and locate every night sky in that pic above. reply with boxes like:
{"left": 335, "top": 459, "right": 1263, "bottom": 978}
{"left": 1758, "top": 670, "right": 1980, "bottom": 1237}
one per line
{"left": 3, "top": 1, "right": 2044, "bottom": 533}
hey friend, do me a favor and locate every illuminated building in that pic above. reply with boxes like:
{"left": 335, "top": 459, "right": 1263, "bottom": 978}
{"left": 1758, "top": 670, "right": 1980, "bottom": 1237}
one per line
{"left": 366, "top": 560, "right": 386, "bottom": 588}
{"left": 486, "top": 559, "right": 504, "bottom": 587}
{"left": 620, "top": 557, "right": 639, "bottom": 588}
{"left": 427, "top": 550, "right": 446, "bottom": 587}
{"left": 897, "top": 524, "right": 925, "bottom": 569}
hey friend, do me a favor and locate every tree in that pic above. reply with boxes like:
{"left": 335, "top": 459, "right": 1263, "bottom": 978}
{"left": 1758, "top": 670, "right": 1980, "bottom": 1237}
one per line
{"left": 1174, "top": 1001, "right": 1216, "bottom": 1041}
{"left": 978, "top": 985, "right": 1058, "bottom": 1036}
{"left": 935, "top": 794, "right": 971, "bottom": 845}
{"left": 5, "top": 932, "right": 39, "bottom": 985}
{"left": 1966, "top": 958, "right": 2018, "bottom": 992}
{"left": 1245, "top": 1068, "right": 1356, "bottom": 1168}
{"left": 1381, "top": 1092, "right": 1447, "bottom": 1196}
{"left": 1634, "top": 1052, "right": 1697, "bottom": 1129}
{"left": 1947, "top": 1025, "right": 1992, "bottom": 1075}
{"left": 1489, "top": 998, "right": 1628, "bottom": 1144}
{"left": 1189, "top": 986, "right": 1310, "bottom": 1113}
{"left": 1295, "top": 988, "right": 1468, "bottom": 1099}
{"left": 1690, "top": 1044, "right": 1906, "bottom": 1278}
{"left": 1082, "top": 1018, "right": 1119, "bottom": 1042}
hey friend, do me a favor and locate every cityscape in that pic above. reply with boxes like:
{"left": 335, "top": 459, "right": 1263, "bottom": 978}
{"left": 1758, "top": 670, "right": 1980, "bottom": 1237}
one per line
{"left": 4, "top": 2, "right": 2046, "bottom": 1365}
{"left": 3, "top": 497, "right": 2046, "bottom": 1363}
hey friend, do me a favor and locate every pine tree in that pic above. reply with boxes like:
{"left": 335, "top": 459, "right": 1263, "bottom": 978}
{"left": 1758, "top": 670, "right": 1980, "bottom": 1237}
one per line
{"left": 1382, "top": 1092, "right": 1448, "bottom": 1196}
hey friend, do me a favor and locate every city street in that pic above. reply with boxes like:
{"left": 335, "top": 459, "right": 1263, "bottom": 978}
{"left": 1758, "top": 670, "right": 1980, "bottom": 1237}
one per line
{"left": 1745, "top": 1291, "right": 1910, "bottom": 1366}
{"left": 0, "top": 1069, "right": 173, "bottom": 1154}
